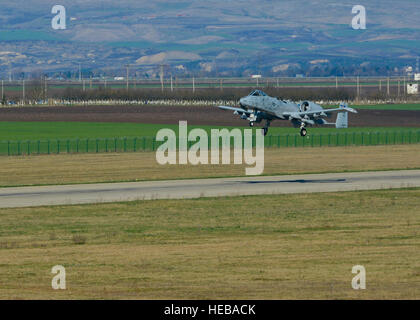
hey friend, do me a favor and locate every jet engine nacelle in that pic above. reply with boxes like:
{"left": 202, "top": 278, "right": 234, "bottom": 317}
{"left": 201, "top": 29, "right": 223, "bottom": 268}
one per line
{"left": 300, "top": 101, "right": 323, "bottom": 112}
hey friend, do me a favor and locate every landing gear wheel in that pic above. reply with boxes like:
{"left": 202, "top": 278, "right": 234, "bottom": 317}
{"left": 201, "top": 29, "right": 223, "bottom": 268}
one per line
{"left": 300, "top": 128, "right": 307, "bottom": 137}
{"left": 262, "top": 128, "right": 268, "bottom": 136}
{"left": 249, "top": 122, "right": 254, "bottom": 127}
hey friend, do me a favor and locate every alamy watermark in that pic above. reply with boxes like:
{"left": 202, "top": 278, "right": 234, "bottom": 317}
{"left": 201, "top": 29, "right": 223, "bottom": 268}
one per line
{"left": 352, "top": 5, "right": 367, "bottom": 30}
{"left": 352, "top": 265, "right": 366, "bottom": 290}
{"left": 155, "top": 121, "right": 265, "bottom": 175}
{"left": 51, "top": 5, "right": 66, "bottom": 30}
{"left": 51, "top": 265, "right": 66, "bottom": 290}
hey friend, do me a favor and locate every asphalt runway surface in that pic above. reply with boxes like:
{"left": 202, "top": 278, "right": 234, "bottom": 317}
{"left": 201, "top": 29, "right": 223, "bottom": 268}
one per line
{"left": 1, "top": 170, "right": 419, "bottom": 208}
{"left": 0, "top": 105, "right": 419, "bottom": 127}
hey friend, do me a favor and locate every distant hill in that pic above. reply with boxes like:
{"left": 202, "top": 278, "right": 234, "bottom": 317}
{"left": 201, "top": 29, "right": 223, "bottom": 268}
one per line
{"left": 0, "top": 0, "right": 419, "bottom": 78}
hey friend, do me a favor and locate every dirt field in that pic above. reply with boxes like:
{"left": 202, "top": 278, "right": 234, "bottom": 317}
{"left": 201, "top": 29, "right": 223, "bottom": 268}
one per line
{"left": 0, "top": 105, "right": 419, "bottom": 127}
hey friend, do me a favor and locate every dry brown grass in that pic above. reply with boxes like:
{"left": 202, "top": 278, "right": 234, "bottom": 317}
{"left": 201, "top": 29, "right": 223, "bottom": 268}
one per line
{"left": 0, "top": 189, "right": 419, "bottom": 299}
{"left": 0, "top": 144, "right": 419, "bottom": 187}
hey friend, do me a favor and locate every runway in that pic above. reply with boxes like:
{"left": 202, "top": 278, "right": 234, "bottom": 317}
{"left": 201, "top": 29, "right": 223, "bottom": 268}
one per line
{"left": 1, "top": 170, "right": 420, "bottom": 208}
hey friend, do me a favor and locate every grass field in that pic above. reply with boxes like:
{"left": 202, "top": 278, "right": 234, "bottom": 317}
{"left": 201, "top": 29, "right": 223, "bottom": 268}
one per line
{"left": 0, "top": 121, "right": 418, "bottom": 141}
{"left": 0, "top": 188, "right": 418, "bottom": 299}
{"left": 1, "top": 145, "right": 419, "bottom": 187}
{"left": 353, "top": 104, "right": 420, "bottom": 111}
{"left": 0, "top": 30, "right": 60, "bottom": 41}
{"left": 0, "top": 121, "right": 419, "bottom": 156}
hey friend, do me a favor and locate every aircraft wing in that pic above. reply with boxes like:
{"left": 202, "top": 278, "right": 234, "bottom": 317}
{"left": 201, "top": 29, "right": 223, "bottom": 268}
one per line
{"left": 283, "top": 104, "right": 357, "bottom": 118}
{"left": 217, "top": 105, "right": 252, "bottom": 115}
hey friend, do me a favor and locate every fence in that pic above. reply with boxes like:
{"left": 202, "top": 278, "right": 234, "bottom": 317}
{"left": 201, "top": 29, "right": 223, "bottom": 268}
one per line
{"left": 1, "top": 130, "right": 420, "bottom": 156}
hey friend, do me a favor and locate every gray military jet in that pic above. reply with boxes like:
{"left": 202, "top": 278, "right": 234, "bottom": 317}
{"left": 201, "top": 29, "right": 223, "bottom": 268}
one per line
{"left": 218, "top": 89, "right": 357, "bottom": 136}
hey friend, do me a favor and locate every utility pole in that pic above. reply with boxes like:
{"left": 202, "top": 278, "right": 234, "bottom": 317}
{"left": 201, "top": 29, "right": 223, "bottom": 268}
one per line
{"left": 379, "top": 79, "right": 382, "bottom": 92}
{"left": 126, "top": 65, "right": 130, "bottom": 91}
{"left": 1, "top": 80, "right": 4, "bottom": 102}
{"left": 79, "top": 63, "right": 82, "bottom": 82}
{"left": 160, "top": 64, "right": 164, "bottom": 92}
{"left": 170, "top": 75, "right": 173, "bottom": 92}
{"left": 356, "top": 76, "right": 360, "bottom": 100}
{"left": 403, "top": 76, "right": 406, "bottom": 95}
{"left": 336, "top": 76, "right": 338, "bottom": 89}
{"left": 44, "top": 76, "right": 48, "bottom": 100}
{"left": 387, "top": 77, "right": 390, "bottom": 96}
{"left": 192, "top": 76, "right": 195, "bottom": 93}
{"left": 22, "top": 79, "right": 25, "bottom": 104}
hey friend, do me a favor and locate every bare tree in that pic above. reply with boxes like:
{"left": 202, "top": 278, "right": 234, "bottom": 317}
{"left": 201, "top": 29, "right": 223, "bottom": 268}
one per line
{"left": 26, "top": 79, "right": 46, "bottom": 102}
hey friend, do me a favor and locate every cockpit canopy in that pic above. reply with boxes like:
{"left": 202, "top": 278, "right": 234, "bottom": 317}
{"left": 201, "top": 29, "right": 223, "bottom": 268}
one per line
{"left": 248, "top": 90, "right": 267, "bottom": 97}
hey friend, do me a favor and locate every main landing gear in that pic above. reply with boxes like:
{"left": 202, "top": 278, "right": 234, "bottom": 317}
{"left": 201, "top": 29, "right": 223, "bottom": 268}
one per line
{"left": 300, "top": 125, "right": 307, "bottom": 137}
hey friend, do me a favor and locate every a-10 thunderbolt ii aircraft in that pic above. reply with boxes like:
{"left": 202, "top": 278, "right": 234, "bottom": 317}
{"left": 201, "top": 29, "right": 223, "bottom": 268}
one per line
{"left": 217, "top": 90, "right": 357, "bottom": 136}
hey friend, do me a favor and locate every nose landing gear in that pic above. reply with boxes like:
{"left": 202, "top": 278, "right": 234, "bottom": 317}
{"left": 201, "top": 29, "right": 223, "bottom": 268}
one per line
{"left": 261, "top": 120, "right": 271, "bottom": 136}
{"left": 249, "top": 119, "right": 271, "bottom": 136}
{"left": 262, "top": 127, "right": 268, "bottom": 136}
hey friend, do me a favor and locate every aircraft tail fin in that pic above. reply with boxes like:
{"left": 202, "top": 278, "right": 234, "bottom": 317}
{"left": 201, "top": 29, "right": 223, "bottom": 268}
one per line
{"left": 335, "top": 111, "right": 348, "bottom": 129}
